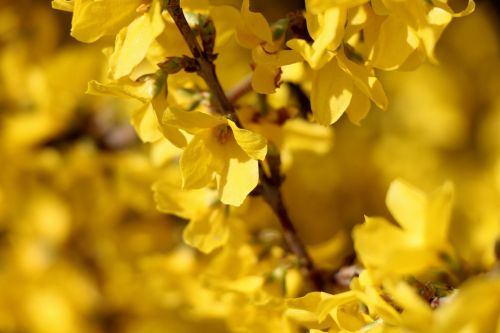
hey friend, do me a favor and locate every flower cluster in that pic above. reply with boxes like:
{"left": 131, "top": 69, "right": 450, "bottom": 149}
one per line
{"left": 51, "top": 0, "right": 476, "bottom": 253}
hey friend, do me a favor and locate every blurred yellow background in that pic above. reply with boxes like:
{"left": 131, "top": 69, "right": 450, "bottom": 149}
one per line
{"left": 0, "top": 0, "right": 499, "bottom": 332}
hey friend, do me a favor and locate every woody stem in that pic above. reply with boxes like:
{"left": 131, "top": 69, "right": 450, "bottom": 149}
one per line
{"left": 165, "top": 0, "right": 324, "bottom": 290}
{"left": 165, "top": 0, "right": 237, "bottom": 120}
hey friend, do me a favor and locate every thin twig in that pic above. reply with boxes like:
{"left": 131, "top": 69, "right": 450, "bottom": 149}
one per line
{"left": 259, "top": 154, "right": 324, "bottom": 290}
{"left": 165, "top": 0, "right": 236, "bottom": 120}
{"left": 165, "top": 0, "right": 324, "bottom": 290}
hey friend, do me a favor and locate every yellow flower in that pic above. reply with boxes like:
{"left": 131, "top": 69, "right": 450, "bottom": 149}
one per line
{"left": 287, "top": 4, "right": 347, "bottom": 70}
{"left": 353, "top": 179, "right": 454, "bottom": 276}
{"left": 86, "top": 76, "right": 188, "bottom": 148}
{"left": 251, "top": 46, "right": 302, "bottom": 94}
{"left": 430, "top": 275, "right": 500, "bottom": 333}
{"left": 309, "top": 51, "right": 387, "bottom": 126}
{"left": 153, "top": 166, "right": 232, "bottom": 253}
{"left": 370, "top": 0, "right": 475, "bottom": 63}
{"left": 350, "top": 271, "right": 402, "bottom": 327}
{"left": 108, "top": 0, "right": 165, "bottom": 80}
{"left": 286, "top": 291, "right": 373, "bottom": 332}
{"left": 234, "top": 0, "right": 301, "bottom": 94}
{"left": 66, "top": 0, "right": 143, "bottom": 43}
{"left": 161, "top": 108, "right": 267, "bottom": 206}
{"left": 234, "top": 0, "right": 273, "bottom": 49}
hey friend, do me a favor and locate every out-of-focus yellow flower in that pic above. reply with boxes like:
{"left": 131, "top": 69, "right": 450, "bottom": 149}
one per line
{"left": 429, "top": 275, "right": 500, "bottom": 333}
{"left": 353, "top": 179, "right": 454, "bottom": 276}
{"left": 154, "top": 165, "right": 234, "bottom": 253}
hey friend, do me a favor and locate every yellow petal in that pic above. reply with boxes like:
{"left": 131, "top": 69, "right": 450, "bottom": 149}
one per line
{"left": 183, "top": 203, "right": 230, "bottom": 253}
{"left": 228, "top": 120, "right": 267, "bottom": 160}
{"left": 337, "top": 51, "right": 388, "bottom": 110}
{"left": 159, "top": 123, "right": 188, "bottom": 148}
{"left": 353, "top": 217, "right": 436, "bottom": 275}
{"left": 310, "top": 8, "right": 346, "bottom": 58}
{"left": 432, "top": 276, "right": 500, "bottom": 332}
{"left": 386, "top": 179, "right": 428, "bottom": 242}
{"left": 282, "top": 119, "right": 334, "bottom": 155}
{"left": 152, "top": 177, "right": 213, "bottom": 220}
{"left": 71, "top": 0, "right": 141, "bottom": 42}
{"left": 418, "top": 8, "right": 453, "bottom": 63}
{"left": 287, "top": 38, "right": 334, "bottom": 70}
{"left": 210, "top": 6, "right": 241, "bottom": 47}
{"left": 287, "top": 8, "right": 346, "bottom": 70}
{"left": 252, "top": 47, "right": 302, "bottom": 66}
{"left": 453, "top": 214, "right": 500, "bottom": 270}
{"left": 180, "top": 132, "right": 217, "bottom": 189}
{"left": 345, "top": 87, "right": 371, "bottom": 125}
{"left": 319, "top": 291, "right": 359, "bottom": 322}
{"left": 252, "top": 64, "right": 280, "bottom": 94}
{"left": 433, "top": 0, "right": 476, "bottom": 17}
{"left": 150, "top": 138, "right": 183, "bottom": 166}
{"left": 353, "top": 217, "right": 406, "bottom": 268}
{"left": 235, "top": 0, "right": 273, "bottom": 48}
{"left": 351, "top": 273, "right": 402, "bottom": 325}
{"left": 109, "top": 1, "right": 165, "bottom": 79}
{"left": 426, "top": 181, "right": 454, "bottom": 246}
{"left": 383, "top": 280, "right": 433, "bottom": 331}
{"left": 311, "top": 59, "right": 353, "bottom": 125}
{"left": 387, "top": 180, "right": 453, "bottom": 248}
{"left": 131, "top": 104, "right": 162, "bottom": 143}
{"left": 162, "top": 108, "right": 224, "bottom": 133}
{"left": 370, "top": 16, "right": 420, "bottom": 70}
{"left": 331, "top": 303, "right": 367, "bottom": 332}
{"left": 286, "top": 292, "right": 335, "bottom": 325}
{"left": 218, "top": 154, "right": 258, "bottom": 207}
{"left": 52, "top": 0, "right": 74, "bottom": 12}
{"left": 86, "top": 79, "right": 152, "bottom": 102}
{"left": 370, "top": 0, "right": 389, "bottom": 15}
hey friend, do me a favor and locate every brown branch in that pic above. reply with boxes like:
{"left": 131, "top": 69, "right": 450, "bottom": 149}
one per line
{"left": 165, "top": 0, "right": 324, "bottom": 291}
{"left": 259, "top": 153, "right": 324, "bottom": 290}
{"left": 165, "top": 0, "right": 236, "bottom": 120}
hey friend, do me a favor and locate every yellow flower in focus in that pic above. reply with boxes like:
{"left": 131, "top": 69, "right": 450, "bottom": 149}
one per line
{"left": 353, "top": 179, "right": 454, "bottom": 276}
{"left": 309, "top": 51, "right": 387, "bottom": 126}
{"left": 87, "top": 74, "right": 189, "bottom": 148}
{"left": 370, "top": 0, "right": 475, "bottom": 63}
{"left": 65, "top": 0, "right": 143, "bottom": 43}
{"left": 108, "top": 0, "right": 165, "bottom": 79}
{"left": 287, "top": 3, "right": 347, "bottom": 70}
{"left": 234, "top": 0, "right": 273, "bottom": 49}
{"left": 161, "top": 108, "right": 267, "bottom": 206}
